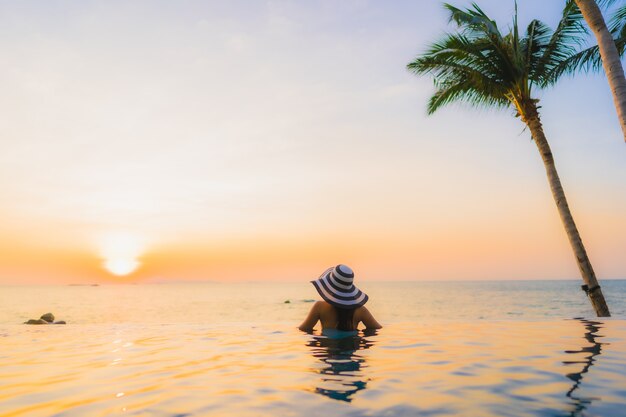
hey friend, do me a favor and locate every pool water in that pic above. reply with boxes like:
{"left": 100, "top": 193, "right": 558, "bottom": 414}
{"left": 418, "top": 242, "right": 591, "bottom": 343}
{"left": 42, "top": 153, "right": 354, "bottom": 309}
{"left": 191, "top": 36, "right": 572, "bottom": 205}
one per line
{"left": 1, "top": 318, "right": 625, "bottom": 417}
{"left": 1, "top": 281, "right": 625, "bottom": 416}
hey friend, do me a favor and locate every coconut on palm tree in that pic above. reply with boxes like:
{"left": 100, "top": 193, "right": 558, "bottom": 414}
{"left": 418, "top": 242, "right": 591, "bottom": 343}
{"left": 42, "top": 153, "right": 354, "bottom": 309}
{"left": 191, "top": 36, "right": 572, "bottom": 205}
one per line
{"left": 573, "top": 0, "right": 626, "bottom": 142}
{"left": 407, "top": 2, "right": 611, "bottom": 316}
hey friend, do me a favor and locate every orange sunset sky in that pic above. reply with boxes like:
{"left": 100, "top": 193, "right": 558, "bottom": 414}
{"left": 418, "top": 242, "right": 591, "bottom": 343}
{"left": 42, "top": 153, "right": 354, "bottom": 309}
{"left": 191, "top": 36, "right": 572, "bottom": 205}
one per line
{"left": 0, "top": 0, "right": 624, "bottom": 284}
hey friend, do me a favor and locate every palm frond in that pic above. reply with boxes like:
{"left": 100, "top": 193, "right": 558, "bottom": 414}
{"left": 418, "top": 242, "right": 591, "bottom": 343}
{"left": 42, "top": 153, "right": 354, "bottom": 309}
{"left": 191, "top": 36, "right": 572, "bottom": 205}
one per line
{"left": 608, "top": 4, "right": 626, "bottom": 32}
{"left": 548, "top": 44, "right": 603, "bottom": 78}
{"left": 608, "top": 4, "right": 626, "bottom": 55}
{"left": 426, "top": 78, "right": 510, "bottom": 114}
{"left": 522, "top": 20, "right": 553, "bottom": 83}
{"left": 597, "top": 0, "right": 621, "bottom": 8}
{"left": 407, "top": 1, "right": 593, "bottom": 116}
{"left": 547, "top": 2, "right": 626, "bottom": 81}
{"left": 535, "top": 1, "right": 587, "bottom": 87}
{"left": 414, "top": 33, "right": 501, "bottom": 77}
{"left": 444, "top": 3, "right": 500, "bottom": 38}
{"left": 407, "top": 29, "right": 512, "bottom": 114}
{"left": 443, "top": 3, "right": 520, "bottom": 88}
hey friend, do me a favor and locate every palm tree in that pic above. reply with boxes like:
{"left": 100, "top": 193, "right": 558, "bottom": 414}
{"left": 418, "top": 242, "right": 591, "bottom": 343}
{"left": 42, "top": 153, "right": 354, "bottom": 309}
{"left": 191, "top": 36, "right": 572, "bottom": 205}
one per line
{"left": 573, "top": 0, "right": 626, "bottom": 142}
{"left": 552, "top": 1, "right": 626, "bottom": 143}
{"left": 407, "top": 2, "right": 611, "bottom": 316}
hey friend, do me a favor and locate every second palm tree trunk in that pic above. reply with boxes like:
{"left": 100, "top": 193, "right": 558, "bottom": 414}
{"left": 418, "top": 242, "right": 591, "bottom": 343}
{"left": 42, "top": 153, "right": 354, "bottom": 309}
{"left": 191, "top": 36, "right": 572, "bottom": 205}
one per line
{"left": 523, "top": 102, "right": 611, "bottom": 317}
{"left": 575, "top": 0, "right": 626, "bottom": 142}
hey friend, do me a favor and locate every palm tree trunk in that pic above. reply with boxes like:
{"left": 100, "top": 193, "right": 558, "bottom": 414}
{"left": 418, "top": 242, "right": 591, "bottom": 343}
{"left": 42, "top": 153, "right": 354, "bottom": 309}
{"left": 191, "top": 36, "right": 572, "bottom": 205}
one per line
{"left": 575, "top": 0, "right": 626, "bottom": 142}
{"left": 523, "top": 102, "right": 610, "bottom": 317}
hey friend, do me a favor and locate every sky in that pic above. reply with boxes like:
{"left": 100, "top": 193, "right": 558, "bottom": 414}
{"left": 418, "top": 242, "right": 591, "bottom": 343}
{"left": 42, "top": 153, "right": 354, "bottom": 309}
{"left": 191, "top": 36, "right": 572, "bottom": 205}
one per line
{"left": 0, "top": 0, "right": 624, "bottom": 284}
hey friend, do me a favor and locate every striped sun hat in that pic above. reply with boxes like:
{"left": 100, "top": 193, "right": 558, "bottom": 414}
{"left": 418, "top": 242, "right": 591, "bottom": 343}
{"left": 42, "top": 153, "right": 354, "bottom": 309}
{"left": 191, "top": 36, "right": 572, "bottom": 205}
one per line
{"left": 311, "top": 264, "right": 369, "bottom": 308}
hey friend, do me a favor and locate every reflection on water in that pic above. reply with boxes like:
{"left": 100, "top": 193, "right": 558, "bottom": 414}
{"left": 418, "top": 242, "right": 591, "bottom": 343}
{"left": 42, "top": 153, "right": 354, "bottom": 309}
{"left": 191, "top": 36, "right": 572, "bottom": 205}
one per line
{"left": 305, "top": 329, "right": 377, "bottom": 402}
{"left": 563, "top": 318, "right": 606, "bottom": 417}
{"left": 2, "top": 321, "right": 626, "bottom": 416}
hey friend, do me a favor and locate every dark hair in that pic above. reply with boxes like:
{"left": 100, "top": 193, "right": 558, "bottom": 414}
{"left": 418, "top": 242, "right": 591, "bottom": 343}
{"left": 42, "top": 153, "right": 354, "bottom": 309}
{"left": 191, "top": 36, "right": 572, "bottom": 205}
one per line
{"left": 334, "top": 306, "right": 355, "bottom": 331}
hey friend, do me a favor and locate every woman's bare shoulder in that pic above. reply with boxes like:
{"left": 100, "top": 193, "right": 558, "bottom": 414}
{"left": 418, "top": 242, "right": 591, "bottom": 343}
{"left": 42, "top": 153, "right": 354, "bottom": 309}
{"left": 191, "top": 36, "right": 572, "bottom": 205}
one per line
{"left": 355, "top": 305, "right": 382, "bottom": 329}
{"left": 315, "top": 300, "right": 334, "bottom": 311}
{"left": 354, "top": 305, "right": 369, "bottom": 314}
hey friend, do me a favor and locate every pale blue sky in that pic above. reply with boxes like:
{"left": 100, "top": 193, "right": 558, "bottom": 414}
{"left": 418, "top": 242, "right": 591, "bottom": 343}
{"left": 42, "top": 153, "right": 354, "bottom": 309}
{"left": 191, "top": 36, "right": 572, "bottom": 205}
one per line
{"left": 0, "top": 0, "right": 623, "bottom": 282}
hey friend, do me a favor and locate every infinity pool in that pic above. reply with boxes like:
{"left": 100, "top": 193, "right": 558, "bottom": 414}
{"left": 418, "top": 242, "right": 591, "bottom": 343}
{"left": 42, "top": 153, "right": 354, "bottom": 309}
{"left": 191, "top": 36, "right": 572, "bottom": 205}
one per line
{"left": 1, "top": 319, "right": 625, "bottom": 416}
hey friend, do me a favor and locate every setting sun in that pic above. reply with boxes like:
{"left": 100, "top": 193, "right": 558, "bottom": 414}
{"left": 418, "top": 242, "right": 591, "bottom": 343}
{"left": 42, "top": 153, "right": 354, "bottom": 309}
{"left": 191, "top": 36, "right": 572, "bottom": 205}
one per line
{"left": 103, "top": 257, "right": 140, "bottom": 276}
{"left": 99, "top": 232, "right": 144, "bottom": 276}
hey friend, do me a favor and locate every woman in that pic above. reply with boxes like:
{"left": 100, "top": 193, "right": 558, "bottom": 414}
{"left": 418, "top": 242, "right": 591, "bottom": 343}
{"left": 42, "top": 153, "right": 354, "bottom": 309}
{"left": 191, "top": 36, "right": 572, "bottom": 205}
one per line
{"left": 298, "top": 264, "right": 382, "bottom": 332}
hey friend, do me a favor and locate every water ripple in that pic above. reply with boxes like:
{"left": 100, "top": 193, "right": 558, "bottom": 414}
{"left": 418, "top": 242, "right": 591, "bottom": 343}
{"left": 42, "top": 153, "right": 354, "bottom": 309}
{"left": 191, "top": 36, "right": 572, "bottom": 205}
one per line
{"left": 0, "top": 320, "right": 625, "bottom": 416}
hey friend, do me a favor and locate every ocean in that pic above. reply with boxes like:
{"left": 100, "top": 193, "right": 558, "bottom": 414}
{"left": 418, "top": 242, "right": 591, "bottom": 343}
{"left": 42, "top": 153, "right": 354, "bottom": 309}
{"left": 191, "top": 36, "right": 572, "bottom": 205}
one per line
{"left": 1, "top": 280, "right": 625, "bottom": 416}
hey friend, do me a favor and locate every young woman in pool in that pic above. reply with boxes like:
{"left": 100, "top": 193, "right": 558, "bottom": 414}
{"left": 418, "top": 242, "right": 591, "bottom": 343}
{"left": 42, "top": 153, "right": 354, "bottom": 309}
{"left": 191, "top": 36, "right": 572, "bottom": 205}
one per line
{"left": 298, "top": 264, "right": 382, "bottom": 332}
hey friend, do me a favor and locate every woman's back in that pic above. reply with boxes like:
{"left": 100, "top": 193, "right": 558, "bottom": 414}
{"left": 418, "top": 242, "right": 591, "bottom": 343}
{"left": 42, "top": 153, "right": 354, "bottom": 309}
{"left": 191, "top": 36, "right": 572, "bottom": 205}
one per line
{"left": 319, "top": 302, "right": 358, "bottom": 330}
{"left": 299, "top": 301, "right": 382, "bottom": 331}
